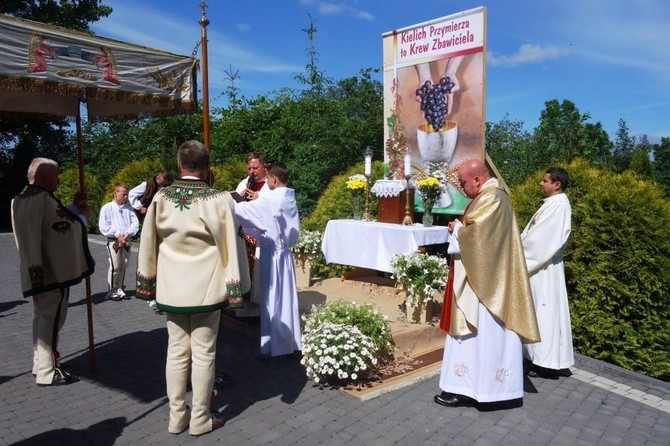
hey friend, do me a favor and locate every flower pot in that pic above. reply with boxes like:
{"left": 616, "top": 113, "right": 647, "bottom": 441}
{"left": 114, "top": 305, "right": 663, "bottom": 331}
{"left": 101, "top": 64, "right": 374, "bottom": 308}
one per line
{"left": 406, "top": 299, "right": 435, "bottom": 324}
{"left": 417, "top": 120, "right": 458, "bottom": 163}
{"left": 294, "top": 254, "right": 311, "bottom": 288}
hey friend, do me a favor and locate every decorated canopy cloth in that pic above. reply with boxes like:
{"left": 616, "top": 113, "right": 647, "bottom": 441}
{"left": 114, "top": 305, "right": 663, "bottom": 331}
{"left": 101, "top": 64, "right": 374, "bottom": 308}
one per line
{"left": 0, "top": 14, "right": 197, "bottom": 120}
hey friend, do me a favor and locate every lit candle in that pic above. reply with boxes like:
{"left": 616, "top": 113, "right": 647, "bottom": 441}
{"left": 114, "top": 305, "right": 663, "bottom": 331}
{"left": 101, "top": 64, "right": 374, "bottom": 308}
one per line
{"left": 364, "top": 155, "right": 372, "bottom": 176}
{"left": 404, "top": 153, "right": 411, "bottom": 176}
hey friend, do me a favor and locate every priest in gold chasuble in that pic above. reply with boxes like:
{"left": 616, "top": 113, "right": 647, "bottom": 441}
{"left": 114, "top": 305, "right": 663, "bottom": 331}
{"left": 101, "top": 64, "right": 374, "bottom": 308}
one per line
{"left": 434, "top": 159, "right": 539, "bottom": 408}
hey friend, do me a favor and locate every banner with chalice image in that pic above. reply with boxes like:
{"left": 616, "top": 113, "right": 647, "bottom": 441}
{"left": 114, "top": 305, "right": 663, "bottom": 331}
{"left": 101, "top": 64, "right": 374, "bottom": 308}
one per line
{"left": 382, "top": 7, "right": 486, "bottom": 215}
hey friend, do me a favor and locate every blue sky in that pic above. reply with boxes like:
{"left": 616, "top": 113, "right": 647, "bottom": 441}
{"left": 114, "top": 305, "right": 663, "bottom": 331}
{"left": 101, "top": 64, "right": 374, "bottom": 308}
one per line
{"left": 91, "top": 0, "right": 670, "bottom": 142}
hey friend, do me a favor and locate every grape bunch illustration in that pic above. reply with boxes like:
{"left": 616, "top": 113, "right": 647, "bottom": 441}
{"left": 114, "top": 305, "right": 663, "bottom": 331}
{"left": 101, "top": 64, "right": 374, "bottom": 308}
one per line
{"left": 416, "top": 76, "right": 456, "bottom": 131}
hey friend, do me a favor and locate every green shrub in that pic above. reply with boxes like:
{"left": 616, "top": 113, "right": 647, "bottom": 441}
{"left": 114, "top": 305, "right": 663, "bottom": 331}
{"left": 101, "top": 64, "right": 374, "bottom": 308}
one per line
{"left": 303, "top": 299, "right": 395, "bottom": 360}
{"left": 104, "top": 158, "right": 165, "bottom": 202}
{"left": 302, "top": 300, "right": 395, "bottom": 385}
{"left": 300, "top": 161, "right": 385, "bottom": 279}
{"left": 210, "top": 161, "right": 247, "bottom": 191}
{"left": 301, "top": 160, "right": 384, "bottom": 232}
{"left": 55, "top": 167, "right": 103, "bottom": 232}
{"left": 512, "top": 159, "right": 670, "bottom": 380}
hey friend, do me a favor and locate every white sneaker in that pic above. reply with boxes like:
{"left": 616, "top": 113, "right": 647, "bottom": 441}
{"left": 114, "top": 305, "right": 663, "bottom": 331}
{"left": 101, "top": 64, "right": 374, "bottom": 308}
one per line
{"left": 116, "top": 288, "right": 129, "bottom": 300}
{"left": 149, "top": 300, "right": 164, "bottom": 314}
{"left": 106, "top": 290, "right": 121, "bottom": 301}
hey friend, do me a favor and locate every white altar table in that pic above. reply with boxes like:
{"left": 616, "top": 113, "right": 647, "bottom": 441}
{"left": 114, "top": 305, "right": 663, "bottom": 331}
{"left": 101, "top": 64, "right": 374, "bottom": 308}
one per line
{"left": 321, "top": 219, "right": 449, "bottom": 273}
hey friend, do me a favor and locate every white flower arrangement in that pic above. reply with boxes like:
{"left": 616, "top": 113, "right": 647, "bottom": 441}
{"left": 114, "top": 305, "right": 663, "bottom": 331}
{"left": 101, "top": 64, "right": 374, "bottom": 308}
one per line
{"left": 292, "top": 229, "right": 323, "bottom": 262}
{"left": 390, "top": 252, "right": 448, "bottom": 308}
{"left": 301, "top": 322, "right": 378, "bottom": 385}
{"left": 301, "top": 300, "right": 394, "bottom": 385}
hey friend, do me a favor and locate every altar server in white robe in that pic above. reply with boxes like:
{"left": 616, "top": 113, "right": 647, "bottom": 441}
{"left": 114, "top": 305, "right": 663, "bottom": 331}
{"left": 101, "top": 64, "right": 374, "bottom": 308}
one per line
{"left": 435, "top": 159, "right": 540, "bottom": 408}
{"left": 521, "top": 167, "right": 574, "bottom": 377}
{"left": 234, "top": 162, "right": 302, "bottom": 357}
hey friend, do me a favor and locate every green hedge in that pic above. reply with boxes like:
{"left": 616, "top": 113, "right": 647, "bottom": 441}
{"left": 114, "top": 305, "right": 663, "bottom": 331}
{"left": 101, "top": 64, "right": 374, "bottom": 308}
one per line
{"left": 512, "top": 159, "right": 670, "bottom": 380}
{"left": 302, "top": 160, "right": 384, "bottom": 231}
{"left": 210, "top": 161, "right": 248, "bottom": 191}
{"left": 55, "top": 167, "right": 104, "bottom": 232}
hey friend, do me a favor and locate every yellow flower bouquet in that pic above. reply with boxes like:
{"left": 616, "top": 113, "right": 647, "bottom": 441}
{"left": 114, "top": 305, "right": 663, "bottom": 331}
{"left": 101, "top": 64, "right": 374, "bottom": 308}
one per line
{"left": 346, "top": 174, "right": 367, "bottom": 219}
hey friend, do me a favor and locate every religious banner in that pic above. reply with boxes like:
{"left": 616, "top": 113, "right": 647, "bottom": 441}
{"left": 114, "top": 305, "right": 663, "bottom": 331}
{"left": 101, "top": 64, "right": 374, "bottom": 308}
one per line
{"left": 0, "top": 14, "right": 197, "bottom": 120}
{"left": 382, "top": 7, "right": 486, "bottom": 215}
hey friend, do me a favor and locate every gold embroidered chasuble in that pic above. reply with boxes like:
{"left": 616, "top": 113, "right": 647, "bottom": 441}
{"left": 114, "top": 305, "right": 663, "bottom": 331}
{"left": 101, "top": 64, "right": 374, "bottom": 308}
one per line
{"left": 449, "top": 178, "right": 540, "bottom": 343}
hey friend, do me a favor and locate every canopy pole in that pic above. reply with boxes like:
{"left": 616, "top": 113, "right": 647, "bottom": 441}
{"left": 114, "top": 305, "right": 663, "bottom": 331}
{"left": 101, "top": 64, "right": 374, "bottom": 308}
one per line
{"left": 199, "top": 1, "right": 211, "bottom": 149}
{"left": 77, "top": 103, "right": 96, "bottom": 373}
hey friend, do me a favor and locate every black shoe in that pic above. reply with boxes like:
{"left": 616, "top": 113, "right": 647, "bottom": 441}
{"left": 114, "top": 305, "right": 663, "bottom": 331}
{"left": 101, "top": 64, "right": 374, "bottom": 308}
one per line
{"left": 527, "top": 365, "right": 560, "bottom": 380}
{"left": 434, "top": 391, "right": 476, "bottom": 407}
{"left": 38, "top": 368, "right": 78, "bottom": 387}
{"left": 214, "top": 372, "right": 234, "bottom": 390}
{"left": 211, "top": 413, "right": 225, "bottom": 430}
{"left": 191, "top": 412, "right": 225, "bottom": 436}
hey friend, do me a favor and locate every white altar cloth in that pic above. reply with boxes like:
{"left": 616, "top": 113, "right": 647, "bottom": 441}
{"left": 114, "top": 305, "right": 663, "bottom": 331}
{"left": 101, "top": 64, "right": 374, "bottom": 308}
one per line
{"left": 321, "top": 219, "right": 449, "bottom": 273}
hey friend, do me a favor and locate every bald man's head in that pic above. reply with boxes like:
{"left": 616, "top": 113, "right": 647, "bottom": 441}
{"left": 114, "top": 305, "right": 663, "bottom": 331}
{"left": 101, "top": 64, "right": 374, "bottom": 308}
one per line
{"left": 458, "top": 159, "right": 491, "bottom": 199}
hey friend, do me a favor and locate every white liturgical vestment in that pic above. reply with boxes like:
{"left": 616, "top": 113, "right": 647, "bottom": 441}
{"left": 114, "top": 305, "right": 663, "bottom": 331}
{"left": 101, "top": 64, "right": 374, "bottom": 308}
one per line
{"left": 235, "top": 187, "right": 302, "bottom": 356}
{"left": 521, "top": 193, "right": 574, "bottom": 370}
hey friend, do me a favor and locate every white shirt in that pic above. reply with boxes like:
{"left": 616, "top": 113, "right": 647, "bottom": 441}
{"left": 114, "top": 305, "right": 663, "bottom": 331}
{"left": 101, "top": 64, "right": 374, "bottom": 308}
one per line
{"left": 98, "top": 200, "right": 139, "bottom": 239}
{"left": 128, "top": 181, "right": 147, "bottom": 211}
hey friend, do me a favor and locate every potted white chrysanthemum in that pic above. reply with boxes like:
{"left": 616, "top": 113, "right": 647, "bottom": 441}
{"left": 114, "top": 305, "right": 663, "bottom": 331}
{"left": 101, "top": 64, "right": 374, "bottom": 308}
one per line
{"left": 301, "top": 300, "right": 394, "bottom": 386}
{"left": 390, "top": 251, "right": 448, "bottom": 323}
{"left": 292, "top": 229, "right": 323, "bottom": 288}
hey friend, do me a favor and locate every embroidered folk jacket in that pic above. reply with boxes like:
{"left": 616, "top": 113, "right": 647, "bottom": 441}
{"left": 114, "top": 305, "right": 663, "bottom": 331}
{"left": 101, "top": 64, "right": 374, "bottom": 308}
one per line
{"left": 11, "top": 185, "right": 95, "bottom": 297}
{"left": 136, "top": 179, "right": 249, "bottom": 313}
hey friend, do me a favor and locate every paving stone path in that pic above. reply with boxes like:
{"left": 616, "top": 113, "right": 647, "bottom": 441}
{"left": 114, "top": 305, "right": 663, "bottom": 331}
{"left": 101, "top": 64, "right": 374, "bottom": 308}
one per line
{"left": 0, "top": 233, "right": 668, "bottom": 445}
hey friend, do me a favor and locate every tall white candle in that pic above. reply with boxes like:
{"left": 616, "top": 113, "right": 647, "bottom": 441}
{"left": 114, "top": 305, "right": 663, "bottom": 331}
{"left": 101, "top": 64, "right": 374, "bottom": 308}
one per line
{"left": 404, "top": 154, "right": 411, "bottom": 176}
{"left": 364, "top": 156, "right": 372, "bottom": 176}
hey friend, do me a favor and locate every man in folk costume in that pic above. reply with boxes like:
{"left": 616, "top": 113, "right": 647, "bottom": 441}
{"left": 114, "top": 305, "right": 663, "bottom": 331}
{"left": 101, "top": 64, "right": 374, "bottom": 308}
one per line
{"left": 234, "top": 162, "right": 302, "bottom": 358}
{"left": 435, "top": 159, "right": 540, "bottom": 408}
{"left": 12, "top": 158, "right": 95, "bottom": 386}
{"left": 136, "top": 141, "right": 249, "bottom": 436}
{"left": 521, "top": 167, "right": 574, "bottom": 378}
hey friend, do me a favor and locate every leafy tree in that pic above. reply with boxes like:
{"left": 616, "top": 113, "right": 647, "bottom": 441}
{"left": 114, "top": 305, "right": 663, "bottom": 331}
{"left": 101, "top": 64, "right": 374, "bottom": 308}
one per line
{"left": 532, "top": 99, "right": 613, "bottom": 168}
{"left": 293, "top": 14, "right": 332, "bottom": 97}
{"left": 582, "top": 121, "right": 612, "bottom": 168}
{"left": 485, "top": 114, "right": 534, "bottom": 186}
{"left": 653, "top": 137, "right": 670, "bottom": 194}
{"left": 221, "top": 64, "right": 243, "bottom": 109}
{"left": 611, "top": 118, "right": 636, "bottom": 172}
{"left": 533, "top": 99, "right": 592, "bottom": 164}
{"left": 1, "top": 0, "right": 112, "bottom": 31}
{"left": 629, "top": 148, "right": 654, "bottom": 179}
{"left": 0, "top": 0, "right": 113, "bottom": 227}
{"left": 0, "top": 118, "right": 72, "bottom": 227}
{"left": 209, "top": 66, "right": 382, "bottom": 216}
{"left": 79, "top": 114, "right": 201, "bottom": 185}
{"left": 633, "top": 133, "right": 656, "bottom": 178}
